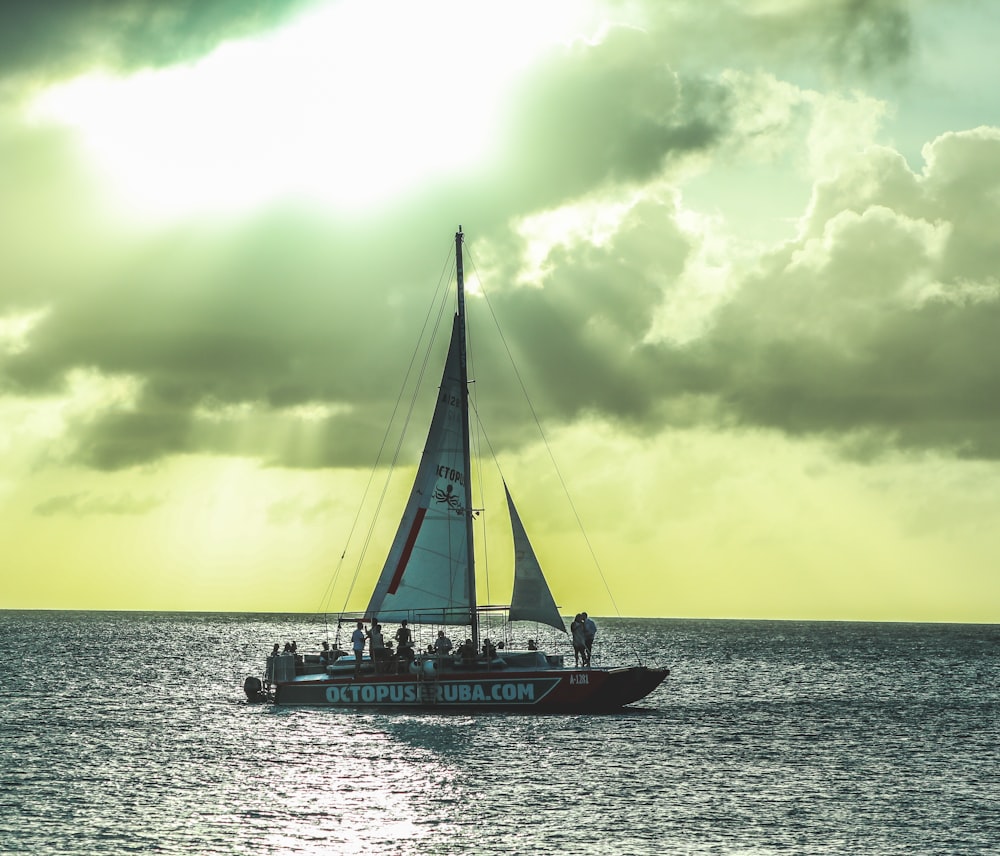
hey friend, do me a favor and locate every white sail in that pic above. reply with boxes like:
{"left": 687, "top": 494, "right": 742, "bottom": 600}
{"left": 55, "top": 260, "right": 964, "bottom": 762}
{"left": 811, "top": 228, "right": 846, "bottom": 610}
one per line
{"left": 365, "top": 318, "right": 473, "bottom": 624}
{"left": 505, "top": 483, "right": 567, "bottom": 632}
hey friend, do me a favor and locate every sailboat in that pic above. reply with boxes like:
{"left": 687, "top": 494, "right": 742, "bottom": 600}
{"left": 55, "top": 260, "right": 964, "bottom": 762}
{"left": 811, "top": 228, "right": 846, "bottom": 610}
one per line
{"left": 246, "top": 229, "right": 669, "bottom": 710}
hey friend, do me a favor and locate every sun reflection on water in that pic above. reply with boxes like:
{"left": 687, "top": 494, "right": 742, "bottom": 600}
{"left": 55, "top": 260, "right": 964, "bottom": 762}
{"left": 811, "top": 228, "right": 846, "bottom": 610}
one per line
{"left": 240, "top": 712, "right": 472, "bottom": 853}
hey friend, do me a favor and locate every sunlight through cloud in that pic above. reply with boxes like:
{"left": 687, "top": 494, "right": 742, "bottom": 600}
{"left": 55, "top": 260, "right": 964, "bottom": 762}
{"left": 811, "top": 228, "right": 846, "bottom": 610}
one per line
{"left": 28, "top": 0, "right": 600, "bottom": 220}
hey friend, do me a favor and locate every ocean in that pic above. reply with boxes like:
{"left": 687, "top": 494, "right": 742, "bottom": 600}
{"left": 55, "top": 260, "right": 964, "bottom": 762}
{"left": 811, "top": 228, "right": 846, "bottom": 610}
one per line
{"left": 1, "top": 612, "right": 997, "bottom": 855}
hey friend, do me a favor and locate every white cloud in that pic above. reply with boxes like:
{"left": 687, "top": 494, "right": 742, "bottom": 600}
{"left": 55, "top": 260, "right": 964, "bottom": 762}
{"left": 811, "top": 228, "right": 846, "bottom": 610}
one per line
{"left": 0, "top": 307, "right": 49, "bottom": 355}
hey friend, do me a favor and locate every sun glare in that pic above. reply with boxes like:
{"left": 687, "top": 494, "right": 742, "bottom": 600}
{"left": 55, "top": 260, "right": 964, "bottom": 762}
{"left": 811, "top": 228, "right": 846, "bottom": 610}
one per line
{"left": 28, "top": 0, "right": 600, "bottom": 220}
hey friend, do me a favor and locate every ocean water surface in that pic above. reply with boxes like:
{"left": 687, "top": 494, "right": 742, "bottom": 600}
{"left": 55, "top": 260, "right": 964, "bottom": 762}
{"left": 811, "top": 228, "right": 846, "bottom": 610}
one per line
{"left": 1, "top": 612, "right": 997, "bottom": 855}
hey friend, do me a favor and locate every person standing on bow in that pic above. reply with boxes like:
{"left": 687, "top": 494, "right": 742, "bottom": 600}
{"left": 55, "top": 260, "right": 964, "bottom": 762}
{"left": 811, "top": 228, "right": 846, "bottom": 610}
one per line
{"left": 570, "top": 614, "right": 586, "bottom": 667}
{"left": 582, "top": 612, "right": 597, "bottom": 667}
{"left": 351, "top": 621, "right": 366, "bottom": 678}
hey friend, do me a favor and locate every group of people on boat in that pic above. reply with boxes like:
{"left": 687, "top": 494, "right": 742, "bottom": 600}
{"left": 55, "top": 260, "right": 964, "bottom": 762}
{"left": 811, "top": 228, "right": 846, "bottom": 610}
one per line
{"left": 347, "top": 619, "right": 515, "bottom": 674}
{"left": 348, "top": 619, "right": 422, "bottom": 676}
{"left": 268, "top": 611, "right": 598, "bottom": 679}
{"left": 571, "top": 612, "right": 597, "bottom": 667}
{"left": 271, "top": 641, "right": 304, "bottom": 663}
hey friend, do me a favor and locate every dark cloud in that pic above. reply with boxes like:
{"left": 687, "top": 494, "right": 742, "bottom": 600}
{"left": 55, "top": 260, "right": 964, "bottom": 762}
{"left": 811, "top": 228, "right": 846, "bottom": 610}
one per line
{"left": 441, "top": 128, "right": 1000, "bottom": 464}
{"left": 0, "top": 0, "right": 915, "bottom": 85}
{"left": 475, "top": 197, "right": 693, "bottom": 430}
{"left": 74, "top": 397, "right": 194, "bottom": 470}
{"left": 638, "top": 0, "right": 913, "bottom": 80}
{"left": 0, "top": 16, "right": 740, "bottom": 472}
{"left": 5, "top": 1, "right": 994, "bottom": 472}
{"left": 10, "top": 124, "right": 1000, "bottom": 468}
{"left": 492, "top": 27, "right": 729, "bottom": 208}
{"left": 0, "top": 0, "right": 319, "bottom": 79}
{"left": 822, "top": 0, "right": 912, "bottom": 76}
{"left": 2, "top": 206, "right": 460, "bottom": 468}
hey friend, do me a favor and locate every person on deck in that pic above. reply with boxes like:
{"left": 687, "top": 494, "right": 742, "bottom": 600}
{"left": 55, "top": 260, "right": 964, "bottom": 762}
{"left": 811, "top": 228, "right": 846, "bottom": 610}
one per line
{"left": 457, "top": 639, "right": 476, "bottom": 662}
{"left": 582, "top": 612, "right": 597, "bottom": 667}
{"left": 434, "top": 630, "right": 453, "bottom": 657}
{"left": 571, "top": 614, "right": 586, "bottom": 667}
{"left": 396, "top": 639, "right": 415, "bottom": 669}
{"left": 368, "top": 623, "right": 387, "bottom": 672}
{"left": 395, "top": 620, "right": 412, "bottom": 651}
{"left": 351, "top": 621, "right": 366, "bottom": 678}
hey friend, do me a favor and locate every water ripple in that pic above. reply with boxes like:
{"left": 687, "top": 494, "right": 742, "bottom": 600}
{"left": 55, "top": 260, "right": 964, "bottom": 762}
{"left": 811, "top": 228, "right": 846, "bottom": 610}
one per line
{"left": 1, "top": 613, "right": 997, "bottom": 854}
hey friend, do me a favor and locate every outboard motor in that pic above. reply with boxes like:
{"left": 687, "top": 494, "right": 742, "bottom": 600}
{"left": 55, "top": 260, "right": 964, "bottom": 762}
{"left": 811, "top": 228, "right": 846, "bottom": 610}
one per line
{"left": 243, "top": 675, "right": 267, "bottom": 703}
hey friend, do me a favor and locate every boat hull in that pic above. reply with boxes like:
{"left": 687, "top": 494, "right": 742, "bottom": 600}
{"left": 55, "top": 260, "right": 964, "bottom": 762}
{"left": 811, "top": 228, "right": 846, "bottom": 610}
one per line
{"left": 272, "top": 666, "right": 668, "bottom": 711}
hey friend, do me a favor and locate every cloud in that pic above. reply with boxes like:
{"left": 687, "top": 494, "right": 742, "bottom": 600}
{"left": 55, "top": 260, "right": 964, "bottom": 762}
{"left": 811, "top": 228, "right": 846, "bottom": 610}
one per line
{"left": 0, "top": 15, "right": 737, "bottom": 472}
{"left": 659, "top": 127, "right": 1000, "bottom": 458}
{"left": 470, "top": 123, "right": 1000, "bottom": 462}
{"left": 10, "top": 117, "right": 1000, "bottom": 469}
{"left": 0, "top": 0, "right": 915, "bottom": 85}
{"left": 266, "top": 494, "right": 335, "bottom": 525}
{"left": 0, "top": 0, "right": 319, "bottom": 79}
{"left": 1, "top": 205, "right": 422, "bottom": 468}
{"left": 33, "top": 490, "right": 161, "bottom": 517}
{"left": 492, "top": 26, "right": 727, "bottom": 207}
{"left": 638, "top": 0, "right": 913, "bottom": 80}
{"left": 477, "top": 192, "right": 694, "bottom": 428}
{"left": 4, "top": 0, "right": 995, "bottom": 475}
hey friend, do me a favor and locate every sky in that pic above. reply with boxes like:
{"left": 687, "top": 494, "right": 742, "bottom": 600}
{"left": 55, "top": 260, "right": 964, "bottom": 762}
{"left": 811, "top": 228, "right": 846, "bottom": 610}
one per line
{"left": 2, "top": 0, "right": 999, "bottom": 622}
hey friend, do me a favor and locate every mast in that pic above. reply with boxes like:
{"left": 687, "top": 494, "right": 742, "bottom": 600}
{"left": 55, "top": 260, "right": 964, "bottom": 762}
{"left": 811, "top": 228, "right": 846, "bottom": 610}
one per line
{"left": 455, "top": 226, "right": 479, "bottom": 649}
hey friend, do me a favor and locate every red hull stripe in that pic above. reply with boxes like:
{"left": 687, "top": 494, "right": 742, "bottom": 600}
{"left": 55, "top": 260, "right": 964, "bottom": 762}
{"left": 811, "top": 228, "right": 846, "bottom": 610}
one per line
{"left": 388, "top": 507, "right": 426, "bottom": 594}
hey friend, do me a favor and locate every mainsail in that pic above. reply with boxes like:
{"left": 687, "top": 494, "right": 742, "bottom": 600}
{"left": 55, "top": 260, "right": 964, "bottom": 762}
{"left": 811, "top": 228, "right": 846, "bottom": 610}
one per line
{"left": 366, "top": 229, "right": 565, "bottom": 637}
{"left": 506, "top": 483, "right": 567, "bottom": 632}
{"left": 365, "top": 318, "right": 473, "bottom": 624}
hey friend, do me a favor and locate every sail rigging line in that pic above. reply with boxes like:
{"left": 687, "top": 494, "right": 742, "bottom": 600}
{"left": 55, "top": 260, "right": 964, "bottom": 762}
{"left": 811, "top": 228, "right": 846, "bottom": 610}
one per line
{"left": 343, "top": 252, "right": 455, "bottom": 612}
{"left": 316, "top": 240, "right": 458, "bottom": 616}
{"left": 464, "top": 246, "right": 624, "bottom": 622}
{"left": 466, "top": 394, "right": 506, "bottom": 611}
{"left": 347, "top": 284, "right": 453, "bottom": 609}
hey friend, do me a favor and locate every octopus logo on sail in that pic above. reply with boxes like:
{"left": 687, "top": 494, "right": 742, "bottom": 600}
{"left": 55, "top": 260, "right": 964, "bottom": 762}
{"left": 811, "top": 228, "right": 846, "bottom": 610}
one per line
{"left": 433, "top": 483, "right": 464, "bottom": 513}
{"left": 434, "top": 466, "right": 466, "bottom": 513}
